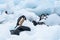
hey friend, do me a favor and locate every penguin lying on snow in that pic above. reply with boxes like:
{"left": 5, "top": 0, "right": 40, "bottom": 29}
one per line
{"left": 10, "top": 15, "right": 31, "bottom": 35}
{"left": 32, "top": 14, "right": 48, "bottom": 26}
{"left": 10, "top": 26, "right": 31, "bottom": 35}
{"left": 32, "top": 20, "right": 45, "bottom": 26}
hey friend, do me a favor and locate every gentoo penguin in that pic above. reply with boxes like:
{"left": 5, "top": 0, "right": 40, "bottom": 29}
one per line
{"left": 10, "top": 15, "right": 31, "bottom": 35}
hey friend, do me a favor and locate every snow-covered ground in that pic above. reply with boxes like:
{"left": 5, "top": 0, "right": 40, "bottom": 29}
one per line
{"left": 0, "top": 0, "right": 60, "bottom": 40}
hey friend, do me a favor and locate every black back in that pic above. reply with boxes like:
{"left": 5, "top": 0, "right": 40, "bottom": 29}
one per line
{"left": 10, "top": 26, "right": 31, "bottom": 35}
{"left": 32, "top": 20, "right": 37, "bottom": 26}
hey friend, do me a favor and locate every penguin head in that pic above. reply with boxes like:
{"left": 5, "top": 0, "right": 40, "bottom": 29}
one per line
{"left": 21, "top": 15, "right": 26, "bottom": 20}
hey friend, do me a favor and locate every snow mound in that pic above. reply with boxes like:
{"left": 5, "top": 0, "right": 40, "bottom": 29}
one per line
{"left": 45, "top": 14, "right": 60, "bottom": 26}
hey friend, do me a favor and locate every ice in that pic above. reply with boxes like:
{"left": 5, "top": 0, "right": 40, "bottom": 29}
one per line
{"left": 0, "top": 4, "right": 7, "bottom": 13}
{"left": 0, "top": 0, "right": 60, "bottom": 40}
{"left": 54, "top": 1, "right": 60, "bottom": 16}
{"left": 45, "top": 14, "right": 60, "bottom": 26}
{"left": 0, "top": 0, "right": 6, "bottom": 4}
{"left": 23, "top": 0, "right": 54, "bottom": 16}
{"left": 17, "top": 0, "right": 39, "bottom": 9}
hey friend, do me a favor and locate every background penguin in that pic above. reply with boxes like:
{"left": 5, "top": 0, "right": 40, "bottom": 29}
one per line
{"left": 32, "top": 14, "right": 48, "bottom": 26}
{"left": 10, "top": 15, "right": 31, "bottom": 35}
{"left": 39, "top": 14, "right": 48, "bottom": 20}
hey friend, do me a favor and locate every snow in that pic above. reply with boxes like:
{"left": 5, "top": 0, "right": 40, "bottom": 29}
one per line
{"left": 54, "top": 1, "right": 60, "bottom": 16}
{"left": 0, "top": 23, "right": 11, "bottom": 40}
{"left": 23, "top": 0, "right": 54, "bottom": 16}
{"left": 0, "top": 4, "right": 7, "bottom": 13}
{"left": 0, "top": 0, "right": 60, "bottom": 40}
{"left": 6, "top": 25, "right": 60, "bottom": 40}
{"left": 44, "top": 14, "right": 60, "bottom": 26}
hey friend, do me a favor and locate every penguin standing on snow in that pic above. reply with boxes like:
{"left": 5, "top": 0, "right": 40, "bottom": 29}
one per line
{"left": 10, "top": 15, "right": 31, "bottom": 35}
